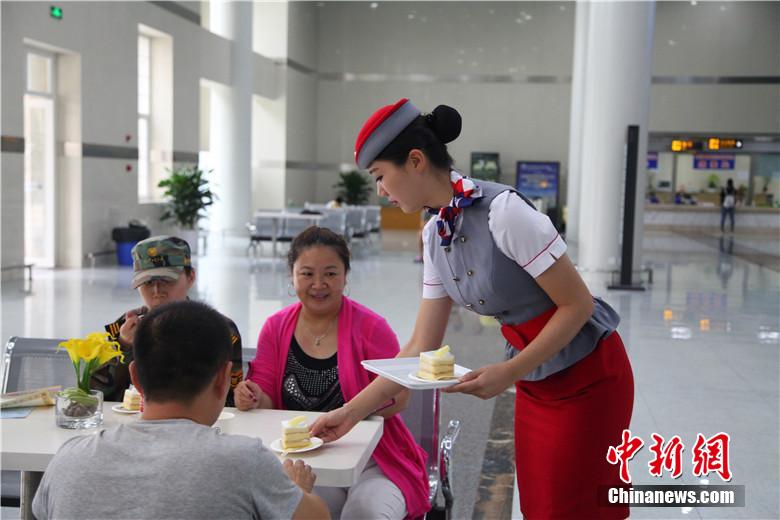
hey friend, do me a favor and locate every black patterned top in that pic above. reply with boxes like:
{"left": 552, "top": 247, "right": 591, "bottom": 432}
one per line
{"left": 281, "top": 336, "right": 345, "bottom": 412}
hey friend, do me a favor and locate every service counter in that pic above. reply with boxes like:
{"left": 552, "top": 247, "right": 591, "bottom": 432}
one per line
{"left": 644, "top": 204, "right": 780, "bottom": 234}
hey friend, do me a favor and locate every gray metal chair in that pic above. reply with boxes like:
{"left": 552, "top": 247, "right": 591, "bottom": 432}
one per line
{"left": 318, "top": 210, "right": 348, "bottom": 239}
{"left": 1, "top": 336, "right": 73, "bottom": 509}
{"left": 246, "top": 213, "right": 280, "bottom": 257}
{"left": 365, "top": 205, "right": 382, "bottom": 234}
{"left": 279, "top": 216, "right": 315, "bottom": 243}
{"left": 400, "top": 389, "right": 461, "bottom": 519}
{"left": 345, "top": 206, "right": 369, "bottom": 244}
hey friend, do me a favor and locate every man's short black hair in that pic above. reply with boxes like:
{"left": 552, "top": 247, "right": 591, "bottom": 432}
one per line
{"left": 133, "top": 300, "right": 232, "bottom": 403}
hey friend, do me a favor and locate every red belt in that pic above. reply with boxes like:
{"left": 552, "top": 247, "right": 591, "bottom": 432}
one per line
{"left": 500, "top": 306, "right": 557, "bottom": 350}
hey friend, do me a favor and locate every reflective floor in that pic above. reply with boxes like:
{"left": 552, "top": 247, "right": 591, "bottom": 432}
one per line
{"left": 1, "top": 230, "right": 778, "bottom": 519}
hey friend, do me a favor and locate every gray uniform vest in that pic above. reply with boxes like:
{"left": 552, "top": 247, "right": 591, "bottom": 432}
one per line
{"left": 427, "top": 180, "right": 620, "bottom": 381}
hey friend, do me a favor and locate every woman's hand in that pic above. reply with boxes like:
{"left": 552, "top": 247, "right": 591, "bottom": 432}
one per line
{"left": 443, "top": 362, "right": 520, "bottom": 399}
{"left": 310, "top": 405, "right": 360, "bottom": 443}
{"left": 234, "top": 380, "right": 262, "bottom": 411}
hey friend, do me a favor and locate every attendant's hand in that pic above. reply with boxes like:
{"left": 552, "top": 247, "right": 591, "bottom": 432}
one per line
{"left": 119, "top": 310, "right": 141, "bottom": 346}
{"left": 283, "top": 459, "right": 316, "bottom": 493}
{"left": 310, "top": 405, "right": 360, "bottom": 443}
{"left": 443, "top": 362, "right": 519, "bottom": 399}
{"left": 234, "top": 380, "right": 261, "bottom": 411}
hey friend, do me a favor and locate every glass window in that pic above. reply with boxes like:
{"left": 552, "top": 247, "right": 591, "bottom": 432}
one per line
{"left": 138, "top": 117, "right": 149, "bottom": 200}
{"left": 27, "top": 53, "right": 52, "bottom": 94}
{"left": 138, "top": 35, "right": 151, "bottom": 116}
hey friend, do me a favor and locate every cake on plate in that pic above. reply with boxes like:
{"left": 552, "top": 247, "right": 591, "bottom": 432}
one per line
{"left": 282, "top": 415, "right": 311, "bottom": 450}
{"left": 418, "top": 345, "right": 455, "bottom": 380}
{"left": 122, "top": 385, "right": 142, "bottom": 411}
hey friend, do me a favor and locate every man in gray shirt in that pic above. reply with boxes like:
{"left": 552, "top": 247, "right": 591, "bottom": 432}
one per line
{"left": 33, "top": 300, "right": 328, "bottom": 519}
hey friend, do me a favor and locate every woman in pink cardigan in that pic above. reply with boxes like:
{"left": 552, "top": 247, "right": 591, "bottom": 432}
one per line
{"left": 234, "top": 226, "right": 429, "bottom": 520}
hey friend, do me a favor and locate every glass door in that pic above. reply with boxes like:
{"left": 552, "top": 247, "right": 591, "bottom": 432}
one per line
{"left": 24, "top": 51, "right": 56, "bottom": 268}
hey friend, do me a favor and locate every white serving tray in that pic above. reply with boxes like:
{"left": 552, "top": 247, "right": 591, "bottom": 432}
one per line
{"left": 361, "top": 357, "right": 471, "bottom": 390}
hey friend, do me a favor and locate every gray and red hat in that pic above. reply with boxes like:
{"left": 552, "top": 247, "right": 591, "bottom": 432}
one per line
{"left": 354, "top": 98, "right": 421, "bottom": 169}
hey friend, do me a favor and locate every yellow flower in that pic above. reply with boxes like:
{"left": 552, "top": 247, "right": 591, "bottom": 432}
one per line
{"left": 58, "top": 332, "right": 124, "bottom": 365}
{"left": 58, "top": 331, "right": 124, "bottom": 394}
{"left": 97, "top": 342, "right": 124, "bottom": 365}
{"left": 58, "top": 338, "right": 100, "bottom": 363}
{"left": 58, "top": 338, "right": 82, "bottom": 365}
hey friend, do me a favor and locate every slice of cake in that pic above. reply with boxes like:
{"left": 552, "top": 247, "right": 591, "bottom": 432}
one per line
{"left": 419, "top": 345, "right": 455, "bottom": 380}
{"left": 282, "top": 415, "right": 311, "bottom": 450}
{"left": 123, "top": 385, "right": 142, "bottom": 411}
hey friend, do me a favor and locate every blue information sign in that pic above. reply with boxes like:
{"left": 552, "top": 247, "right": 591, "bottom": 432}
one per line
{"left": 516, "top": 161, "right": 560, "bottom": 210}
{"left": 647, "top": 152, "right": 658, "bottom": 170}
{"left": 693, "top": 154, "right": 735, "bottom": 170}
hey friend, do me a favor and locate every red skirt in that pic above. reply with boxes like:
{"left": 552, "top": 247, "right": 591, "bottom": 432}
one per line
{"left": 512, "top": 331, "right": 634, "bottom": 519}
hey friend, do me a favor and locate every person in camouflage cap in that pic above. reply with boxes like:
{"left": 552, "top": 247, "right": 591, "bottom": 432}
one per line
{"left": 92, "top": 235, "right": 243, "bottom": 406}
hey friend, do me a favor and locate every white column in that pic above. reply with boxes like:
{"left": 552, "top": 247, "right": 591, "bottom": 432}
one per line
{"left": 565, "top": 0, "right": 590, "bottom": 244}
{"left": 576, "top": 1, "right": 655, "bottom": 272}
{"left": 209, "top": 1, "right": 253, "bottom": 235}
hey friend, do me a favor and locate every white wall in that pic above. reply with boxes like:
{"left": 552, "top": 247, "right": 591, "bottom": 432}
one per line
{"left": 310, "top": 1, "right": 779, "bottom": 202}
{"left": 283, "top": 2, "right": 319, "bottom": 207}
{"left": 313, "top": 1, "right": 576, "bottom": 202}
{"left": 1, "top": 1, "right": 282, "bottom": 274}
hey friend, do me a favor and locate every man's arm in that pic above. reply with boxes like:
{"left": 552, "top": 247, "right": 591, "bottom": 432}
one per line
{"left": 284, "top": 459, "right": 330, "bottom": 520}
{"left": 291, "top": 493, "right": 330, "bottom": 520}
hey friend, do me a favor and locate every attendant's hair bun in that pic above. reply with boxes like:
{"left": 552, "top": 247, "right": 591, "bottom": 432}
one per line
{"left": 426, "top": 105, "right": 462, "bottom": 144}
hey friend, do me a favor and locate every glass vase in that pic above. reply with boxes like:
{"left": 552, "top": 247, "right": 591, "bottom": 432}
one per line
{"left": 55, "top": 388, "right": 103, "bottom": 429}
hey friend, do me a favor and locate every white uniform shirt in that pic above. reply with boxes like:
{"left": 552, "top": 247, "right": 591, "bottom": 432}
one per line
{"left": 422, "top": 191, "right": 566, "bottom": 299}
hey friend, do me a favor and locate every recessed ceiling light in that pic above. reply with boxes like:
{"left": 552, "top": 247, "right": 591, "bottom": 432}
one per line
{"left": 690, "top": 0, "right": 697, "bottom": 5}
{"left": 668, "top": 40, "right": 677, "bottom": 46}
{"left": 515, "top": 18, "right": 524, "bottom": 24}
{"left": 408, "top": 13, "right": 415, "bottom": 19}
{"left": 370, "top": 2, "right": 378, "bottom": 9}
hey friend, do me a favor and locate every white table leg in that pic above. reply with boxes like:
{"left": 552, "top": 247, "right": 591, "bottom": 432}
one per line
{"left": 20, "top": 471, "right": 43, "bottom": 520}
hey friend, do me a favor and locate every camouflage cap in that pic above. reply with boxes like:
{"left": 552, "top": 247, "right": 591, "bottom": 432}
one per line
{"left": 131, "top": 235, "right": 192, "bottom": 289}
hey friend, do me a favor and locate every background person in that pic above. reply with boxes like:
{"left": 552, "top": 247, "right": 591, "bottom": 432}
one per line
{"left": 92, "top": 235, "right": 243, "bottom": 407}
{"left": 720, "top": 178, "right": 737, "bottom": 232}
{"left": 33, "top": 300, "right": 328, "bottom": 520}
{"left": 234, "top": 226, "right": 429, "bottom": 520}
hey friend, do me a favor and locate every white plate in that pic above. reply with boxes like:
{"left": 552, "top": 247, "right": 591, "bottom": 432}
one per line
{"left": 218, "top": 411, "right": 235, "bottom": 421}
{"left": 111, "top": 404, "right": 140, "bottom": 415}
{"left": 361, "top": 358, "right": 471, "bottom": 390}
{"left": 270, "top": 437, "right": 324, "bottom": 454}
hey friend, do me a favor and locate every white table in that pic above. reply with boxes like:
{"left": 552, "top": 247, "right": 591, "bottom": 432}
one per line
{"left": 2, "top": 404, "right": 383, "bottom": 518}
{"left": 252, "top": 211, "right": 325, "bottom": 257}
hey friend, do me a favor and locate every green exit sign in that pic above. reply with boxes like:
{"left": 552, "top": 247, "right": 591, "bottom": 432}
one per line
{"left": 50, "top": 5, "right": 63, "bottom": 20}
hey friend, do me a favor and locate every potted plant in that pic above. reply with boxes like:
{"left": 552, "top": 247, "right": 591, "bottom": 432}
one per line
{"left": 333, "top": 170, "right": 372, "bottom": 205}
{"left": 56, "top": 332, "right": 124, "bottom": 429}
{"left": 706, "top": 174, "right": 720, "bottom": 192}
{"left": 158, "top": 165, "right": 216, "bottom": 253}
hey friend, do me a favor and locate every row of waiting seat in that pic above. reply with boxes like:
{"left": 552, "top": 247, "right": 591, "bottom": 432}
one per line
{"left": 246, "top": 205, "right": 382, "bottom": 257}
